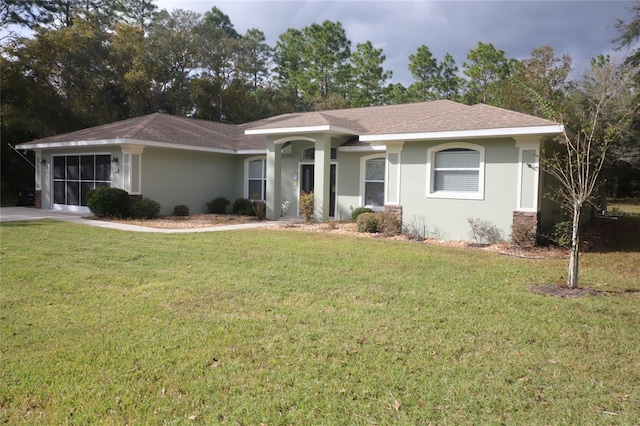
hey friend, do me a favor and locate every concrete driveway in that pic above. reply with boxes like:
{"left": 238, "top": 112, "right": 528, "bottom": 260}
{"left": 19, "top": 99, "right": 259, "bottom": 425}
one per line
{"left": 0, "top": 207, "right": 281, "bottom": 233}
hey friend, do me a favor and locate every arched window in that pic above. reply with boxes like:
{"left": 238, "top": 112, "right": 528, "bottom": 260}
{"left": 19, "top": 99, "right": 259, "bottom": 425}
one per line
{"left": 361, "top": 155, "right": 386, "bottom": 207}
{"left": 427, "top": 143, "right": 484, "bottom": 200}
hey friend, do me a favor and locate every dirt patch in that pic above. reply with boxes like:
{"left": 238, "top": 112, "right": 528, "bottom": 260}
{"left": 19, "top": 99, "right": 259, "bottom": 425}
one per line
{"left": 106, "top": 214, "right": 262, "bottom": 229}
{"left": 530, "top": 284, "right": 600, "bottom": 299}
{"left": 99, "top": 217, "right": 570, "bottom": 259}
{"left": 277, "top": 221, "right": 569, "bottom": 259}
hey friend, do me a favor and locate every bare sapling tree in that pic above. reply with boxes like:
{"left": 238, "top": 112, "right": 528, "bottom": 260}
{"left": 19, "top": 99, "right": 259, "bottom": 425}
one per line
{"left": 541, "top": 57, "right": 637, "bottom": 289}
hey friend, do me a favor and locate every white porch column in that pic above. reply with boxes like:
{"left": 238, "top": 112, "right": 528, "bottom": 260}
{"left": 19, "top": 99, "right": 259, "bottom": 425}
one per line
{"left": 313, "top": 134, "right": 331, "bottom": 222}
{"left": 266, "top": 137, "right": 282, "bottom": 219}
{"left": 385, "top": 142, "right": 404, "bottom": 205}
{"left": 34, "top": 149, "right": 43, "bottom": 191}
{"left": 121, "top": 145, "right": 144, "bottom": 195}
{"left": 515, "top": 137, "right": 541, "bottom": 212}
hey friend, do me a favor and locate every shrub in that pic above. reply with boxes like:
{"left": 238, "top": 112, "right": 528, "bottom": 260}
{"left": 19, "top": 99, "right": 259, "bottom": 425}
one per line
{"left": 467, "top": 217, "right": 502, "bottom": 244}
{"left": 511, "top": 221, "right": 536, "bottom": 247}
{"left": 173, "top": 204, "right": 190, "bottom": 217}
{"left": 252, "top": 200, "right": 266, "bottom": 219}
{"left": 207, "top": 197, "right": 230, "bottom": 214}
{"left": 357, "top": 212, "right": 379, "bottom": 233}
{"left": 86, "top": 187, "right": 130, "bottom": 218}
{"left": 351, "top": 207, "right": 373, "bottom": 222}
{"left": 377, "top": 212, "right": 402, "bottom": 236}
{"left": 551, "top": 221, "right": 572, "bottom": 248}
{"left": 232, "top": 198, "right": 254, "bottom": 215}
{"left": 130, "top": 198, "right": 161, "bottom": 219}
{"left": 299, "top": 191, "right": 314, "bottom": 222}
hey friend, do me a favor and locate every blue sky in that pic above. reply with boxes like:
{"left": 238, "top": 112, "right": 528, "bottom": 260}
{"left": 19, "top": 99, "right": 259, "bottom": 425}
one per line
{"left": 156, "top": 0, "right": 637, "bottom": 85}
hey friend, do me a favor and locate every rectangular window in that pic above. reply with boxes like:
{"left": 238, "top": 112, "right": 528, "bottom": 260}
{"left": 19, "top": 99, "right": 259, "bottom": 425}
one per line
{"left": 364, "top": 157, "right": 385, "bottom": 207}
{"left": 247, "top": 158, "right": 266, "bottom": 200}
{"left": 433, "top": 149, "right": 480, "bottom": 193}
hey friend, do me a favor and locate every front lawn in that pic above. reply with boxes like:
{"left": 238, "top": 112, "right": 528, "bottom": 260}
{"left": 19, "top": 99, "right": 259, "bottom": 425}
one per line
{"left": 1, "top": 221, "right": 639, "bottom": 424}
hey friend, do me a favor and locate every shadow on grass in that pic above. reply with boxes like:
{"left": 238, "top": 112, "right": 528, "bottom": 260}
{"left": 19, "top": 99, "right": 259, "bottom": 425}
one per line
{"left": 0, "top": 220, "right": 58, "bottom": 228}
{"left": 582, "top": 216, "right": 640, "bottom": 253}
{"left": 531, "top": 284, "right": 640, "bottom": 299}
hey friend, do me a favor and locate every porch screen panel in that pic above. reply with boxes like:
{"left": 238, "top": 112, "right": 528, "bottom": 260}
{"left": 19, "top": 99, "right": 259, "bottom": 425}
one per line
{"left": 53, "top": 154, "right": 111, "bottom": 206}
{"left": 95, "top": 155, "right": 110, "bottom": 181}
{"left": 53, "top": 156, "right": 66, "bottom": 204}
{"left": 81, "top": 155, "right": 95, "bottom": 180}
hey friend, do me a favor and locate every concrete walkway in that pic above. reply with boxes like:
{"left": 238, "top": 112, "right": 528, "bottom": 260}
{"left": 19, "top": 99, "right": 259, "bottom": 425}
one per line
{"left": 0, "top": 207, "right": 284, "bottom": 233}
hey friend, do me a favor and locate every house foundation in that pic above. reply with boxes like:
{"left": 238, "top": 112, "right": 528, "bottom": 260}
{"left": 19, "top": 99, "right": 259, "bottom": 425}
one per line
{"left": 384, "top": 205, "right": 403, "bottom": 227}
{"left": 512, "top": 211, "right": 539, "bottom": 247}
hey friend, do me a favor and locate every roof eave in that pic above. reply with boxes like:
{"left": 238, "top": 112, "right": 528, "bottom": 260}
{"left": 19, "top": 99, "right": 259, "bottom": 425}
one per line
{"left": 245, "top": 124, "right": 359, "bottom": 136}
{"left": 16, "top": 138, "right": 237, "bottom": 155}
{"left": 338, "top": 145, "right": 386, "bottom": 152}
{"left": 359, "top": 125, "right": 565, "bottom": 142}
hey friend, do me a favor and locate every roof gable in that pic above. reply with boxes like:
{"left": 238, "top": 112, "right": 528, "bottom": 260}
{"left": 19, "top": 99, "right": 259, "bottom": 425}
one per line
{"left": 18, "top": 101, "right": 563, "bottom": 152}
{"left": 18, "top": 113, "right": 263, "bottom": 151}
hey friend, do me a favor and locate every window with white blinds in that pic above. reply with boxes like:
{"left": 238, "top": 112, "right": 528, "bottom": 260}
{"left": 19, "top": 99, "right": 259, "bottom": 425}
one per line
{"left": 427, "top": 144, "right": 485, "bottom": 200}
{"left": 433, "top": 149, "right": 480, "bottom": 192}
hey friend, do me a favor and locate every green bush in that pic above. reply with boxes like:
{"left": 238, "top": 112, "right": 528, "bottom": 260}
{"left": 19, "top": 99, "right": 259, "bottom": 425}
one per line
{"left": 130, "top": 198, "right": 161, "bottom": 219}
{"left": 377, "top": 212, "right": 402, "bottom": 236}
{"left": 357, "top": 212, "right": 379, "bottom": 233}
{"left": 351, "top": 207, "right": 373, "bottom": 222}
{"left": 232, "top": 198, "right": 254, "bottom": 215}
{"left": 173, "top": 205, "right": 190, "bottom": 217}
{"left": 467, "top": 217, "right": 502, "bottom": 244}
{"left": 86, "top": 187, "right": 129, "bottom": 218}
{"left": 299, "top": 191, "right": 314, "bottom": 222}
{"left": 207, "top": 197, "right": 230, "bottom": 214}
{"left": 252, "top": 200, "right": 266, "bottom": 219}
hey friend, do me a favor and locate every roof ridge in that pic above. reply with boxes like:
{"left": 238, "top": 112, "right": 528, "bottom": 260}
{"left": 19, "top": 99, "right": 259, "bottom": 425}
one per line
{"left": 129, "top": 113, "right": 163, "bottom": 140}
{"left": 470, "top": 103, "right": 558, "bottom": 124}
{"left": 365, "top": 103, "right": 470, "bottom": 134}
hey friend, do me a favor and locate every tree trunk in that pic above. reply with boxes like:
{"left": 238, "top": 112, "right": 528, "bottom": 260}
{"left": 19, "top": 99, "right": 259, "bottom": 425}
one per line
{"left": 567, "top": 204, "right": 581, "bottom": 289}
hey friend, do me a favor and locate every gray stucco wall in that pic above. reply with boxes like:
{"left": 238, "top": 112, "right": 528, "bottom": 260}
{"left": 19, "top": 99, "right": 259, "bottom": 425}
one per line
{"left": 400, "top": 138, "right": 519, "bottom": 241}
{"left": 140, "top": 148, "right": 240, "bottom": 215}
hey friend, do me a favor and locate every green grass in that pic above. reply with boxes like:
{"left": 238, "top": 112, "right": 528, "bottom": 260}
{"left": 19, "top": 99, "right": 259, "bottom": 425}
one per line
{"left": 608, "top": 197, "right": 640, "bottom": 214}
{"left": 1, "top": 221, "right": 639, "bottom": 425}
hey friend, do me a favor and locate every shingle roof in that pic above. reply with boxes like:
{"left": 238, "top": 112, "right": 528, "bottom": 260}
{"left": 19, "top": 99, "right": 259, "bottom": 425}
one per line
{"left": 365, "top": 103, "right": 558, "bottom": 135}
{"left": 19, "top": 113, "right": 265, "bottom": 151}
{"left": 19, "top": 101, "right": 560, "bottom": 152}
{"left": 244, "top": 100, "right": 467, "bottom": 134}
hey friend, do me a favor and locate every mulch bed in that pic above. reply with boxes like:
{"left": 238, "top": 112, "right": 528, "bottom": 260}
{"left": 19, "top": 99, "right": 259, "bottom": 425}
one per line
{"left": 530, "top": 284, "right": 601, "bottom": 299}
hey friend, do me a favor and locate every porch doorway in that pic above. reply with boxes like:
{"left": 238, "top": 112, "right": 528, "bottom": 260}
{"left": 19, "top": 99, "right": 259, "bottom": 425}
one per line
{"left": 300, "top": 164, "right": 336, "bottom": 217}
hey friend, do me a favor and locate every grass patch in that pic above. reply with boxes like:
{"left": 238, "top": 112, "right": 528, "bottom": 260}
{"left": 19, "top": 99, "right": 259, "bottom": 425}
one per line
{"left": 1, "top": 221, "right": 639, "bottom": 424}
{"left": 607, "top": 197, "right": 640, "bottom": 215}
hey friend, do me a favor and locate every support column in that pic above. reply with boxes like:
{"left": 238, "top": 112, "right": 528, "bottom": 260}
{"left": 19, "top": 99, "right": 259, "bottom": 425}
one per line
{"left": 515, "top": 137, "right": 541, "bottom": 212}
{"left": 314, "top": 134, "right": 331, "bottom": 222}
{"left": 266, "top": 137, "right": 282, "bottom": 219}
{"left": 385, "top": 142, "right": 404, "bottom": 205}
{"left": 35, "top": 149, "right": 43, "bottom": 209}
{"left": 121, "top": 145, "right": 144, "bottom": 195}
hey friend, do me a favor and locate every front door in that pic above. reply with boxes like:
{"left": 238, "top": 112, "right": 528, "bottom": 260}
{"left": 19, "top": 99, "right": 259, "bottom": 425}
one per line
{"left": 300, "top": 164, "right": 336, "bottom": 217}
